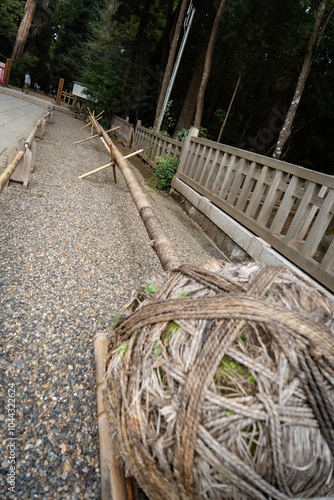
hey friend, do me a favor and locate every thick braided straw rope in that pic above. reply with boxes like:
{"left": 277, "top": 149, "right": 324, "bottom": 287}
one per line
{"left": 104, "top": 262, "right": 334, "bottom": 500}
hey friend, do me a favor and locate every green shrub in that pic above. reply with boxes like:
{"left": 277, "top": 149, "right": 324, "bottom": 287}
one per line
{"left": 175, "top": 126, "right": 209, "bottom": 142}
{"left": 151, "top": 155, "right": 180, "bottom": 191}
{"left": 175, "top": 128, "right": 189, "bottom": 143}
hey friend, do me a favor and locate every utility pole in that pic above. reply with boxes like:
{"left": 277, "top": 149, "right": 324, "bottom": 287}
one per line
{"left": 156, "top": 1, "right": 195, "bottom": 133}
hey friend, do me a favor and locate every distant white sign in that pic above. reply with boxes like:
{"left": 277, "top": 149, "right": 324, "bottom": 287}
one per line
{"left": 72, "top": 81, "right": 88, "bottom": 99}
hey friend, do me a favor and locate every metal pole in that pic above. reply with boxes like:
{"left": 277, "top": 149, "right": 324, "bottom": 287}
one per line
{"left": 156, "top": 1, "right": 195, "bottom": 133}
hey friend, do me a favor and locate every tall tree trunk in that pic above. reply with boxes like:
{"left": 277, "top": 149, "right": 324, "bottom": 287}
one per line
{"left": 11, "top": 0, "right": 39, "bottom": 60}
{"left": 121, "top": 0, "right": 153, "bottom": 92}
{"left": 273, "top": 0, "right": 332, "bottom": 158}
{"left": 173, "top": 45, "right": 206, "bottom": 135}
{"left": 217, "top": 72, "right": 242, "bottom": 142}
{"left": 154, "top": 0, "right": 189, "bottom": 129}
{"left": 193, "top": 0, "right": 227, "bottom": 127}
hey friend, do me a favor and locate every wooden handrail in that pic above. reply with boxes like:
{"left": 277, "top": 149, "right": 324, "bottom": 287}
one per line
{"left": 174, "top": 133, "right": 334, "bottom": 291}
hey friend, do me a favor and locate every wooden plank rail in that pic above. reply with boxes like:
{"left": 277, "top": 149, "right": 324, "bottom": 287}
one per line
{"left": 174, "top": 133, "right": 334, "bottom": 292}
{"left": 132, "top": 121, "right": 184, "bottom": 168}
{"left": 110, "top": 115, "right": 134, "bottom": 148}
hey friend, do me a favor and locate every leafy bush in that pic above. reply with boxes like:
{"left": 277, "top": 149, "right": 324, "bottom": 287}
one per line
{"left": 175, "top": 126, "right": 209, "bottom": 142}
{"left": 151, "top": 155, "right": 180, "bottom": 191}
{"left": 175, "top": 128, "right": 190, "bottom": 143}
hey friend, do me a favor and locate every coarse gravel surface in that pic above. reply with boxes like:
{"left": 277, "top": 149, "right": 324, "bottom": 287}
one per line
{"left": 0, "top": 110, "right": 221, "bottom": 499}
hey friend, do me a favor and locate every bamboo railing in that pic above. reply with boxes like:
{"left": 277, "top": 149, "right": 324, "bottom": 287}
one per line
{"left": 110, "top": 115, "right": 134, "bottom": 148}
{"left": 0, "top": 109, "right": 52, "bottom": 193}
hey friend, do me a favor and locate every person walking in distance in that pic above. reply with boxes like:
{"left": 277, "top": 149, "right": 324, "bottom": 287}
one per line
{"left": 22, "top": 71, "right": 31, "bottom": 94}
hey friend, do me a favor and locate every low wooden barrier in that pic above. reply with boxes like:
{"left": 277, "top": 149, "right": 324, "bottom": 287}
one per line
{"left": 110, "top": 115, "right": 134, "bottom": 148}
{"left": 0, "top": 107, "right": 52, "bottom": 192}
{"left": 132, "top": 120, "right": 183, "bottom": 168}
{"left": 174, "top": 128, "right": 334, "bottom": 292}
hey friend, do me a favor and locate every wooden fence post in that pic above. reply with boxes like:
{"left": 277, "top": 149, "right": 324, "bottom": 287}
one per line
{"left": 177, "top": 126, "right": 199, "bottom": 173}
{"left": 3, "top": 58, "right": 11, "bottom": 87}
{"left": 55, "top": 78, "right": 64, "bottom": 105}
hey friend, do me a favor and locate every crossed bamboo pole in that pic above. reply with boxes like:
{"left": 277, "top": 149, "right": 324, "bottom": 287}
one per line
{"left": 77, "top": 110, "right": 182, "bottom": 500}
{"left": 85, "top": 110, "right": 181, "bottom": 271}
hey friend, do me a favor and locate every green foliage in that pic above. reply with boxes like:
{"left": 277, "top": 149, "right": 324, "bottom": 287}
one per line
{"left": 145, "top": 283, "right": 157, "bottom": 296}
{"left": 1, "top": 0, "right": 332, "bottom": 172}
{"left": 0, "top": 0, "right": 24, "bottom": 58}
{"left": 0, "top": 0, "right": 24, "bottom": 39}
{"left": 197, "top": 126, "right": 208, "bottom": 139}
{"left": 151, "top": 155, "right": 180, "bottom": 191}
{"left": 112, "top": 313, "right": 120, "bottom": 326}
{"left": 161, "top": 100, "right": 176, "bottom": 133}
{"left": 215, "top": 357, "right": 255, "bottom": 386}
{"left": 161, "top": 321, "right": 179, "bottom": 342}
{"left": 175, "top": 128, "right": 189, "bottom": 143}
{"left": 10, "top": 53, "right": 40, "bottom": 87}
{"left": 154, "top": 342, "right": 162, "bottom": 356}
{"left": 118, "top": 343, "right": 128, "bottom": 358}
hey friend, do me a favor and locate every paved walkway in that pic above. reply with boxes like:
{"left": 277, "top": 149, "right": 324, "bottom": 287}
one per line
{"left": 0, "top": 88, "right": 49, "bottom": 160}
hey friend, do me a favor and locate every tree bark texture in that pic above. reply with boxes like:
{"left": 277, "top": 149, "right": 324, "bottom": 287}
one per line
{"left": 173, "top": 46, "right": 206, "bottom": 135}
{"left": 154, "top": 0, "right": 189, "bottom": 129}
{"left": 193, "top": 0, "right": 227, "bottom": 127}
{"left": 11, "top": 0, "right": 39, "bottom": 60}
{"left": 273, "top": 0, "right": 331, "bottom": 158}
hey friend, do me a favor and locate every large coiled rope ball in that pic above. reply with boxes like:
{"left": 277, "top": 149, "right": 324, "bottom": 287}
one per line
{"left": 104, "top": 262, "right": 334, "bottom": 500}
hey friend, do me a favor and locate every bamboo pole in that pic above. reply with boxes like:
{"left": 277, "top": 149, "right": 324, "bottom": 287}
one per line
{"left": 78, "top": 162, "right": 113, "bottom": 179}
{"left": 88, "top": 110, "right": 181, "bottom": 272}
{"left": 78, "top": 151, "right": 143, "bottom": 179}
{"left": 74, "top": 127, "right": 121, "bottom": 145}
{"left": 95, "top": 110, "right": 105, "bottom": 120}
{"left": 123, "top": 149, "right": 144, "bottom": 160}
{"left": 94, "top": 334, "right": 127, "bottom": 500}
{"left": 80, "top": 115, "right": 103, "bottom": 131}
{"left": 0, "top": 151, "right": 24, "bottom": 194}
{"left": 24, "top": 116, "right": 43, "bottom": 148}
{"left": 1, "top": 108, "right": 51, "bottom": 193}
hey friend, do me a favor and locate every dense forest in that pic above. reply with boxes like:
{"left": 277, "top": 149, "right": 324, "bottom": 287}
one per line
{"left": 1, "top": 0, "right": 333, "bottom": 174}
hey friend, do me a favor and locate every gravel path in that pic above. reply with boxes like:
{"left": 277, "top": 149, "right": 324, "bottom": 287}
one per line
{"left": 0, "top": 110, "right": 208, "bottom": 499}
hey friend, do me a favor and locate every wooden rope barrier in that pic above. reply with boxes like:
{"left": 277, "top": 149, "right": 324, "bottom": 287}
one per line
{"left": 1, "top": 108, "right": 51, "bottom": 194}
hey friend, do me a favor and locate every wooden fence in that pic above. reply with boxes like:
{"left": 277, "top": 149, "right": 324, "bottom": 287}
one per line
{"left": 174, "top": 129, "right": 334, "bottom": 292}
{"left": 110, "top": 115, "right": 134, "bottom": 148}
{"left": 58, "top": 90, "right": 84, "bottom": 112}
{"left": 132, "top": 120, "right": 183, "bottom": 168}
